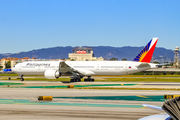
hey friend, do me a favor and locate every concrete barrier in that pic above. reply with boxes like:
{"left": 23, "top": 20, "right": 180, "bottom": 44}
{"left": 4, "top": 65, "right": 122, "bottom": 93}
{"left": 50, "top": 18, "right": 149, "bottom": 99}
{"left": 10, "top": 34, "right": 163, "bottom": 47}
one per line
{"left": 67, "top": 85, "right": 74, "bottom": 88}
{"left": 38, "top": 96, "right": 53, "bottom": 101}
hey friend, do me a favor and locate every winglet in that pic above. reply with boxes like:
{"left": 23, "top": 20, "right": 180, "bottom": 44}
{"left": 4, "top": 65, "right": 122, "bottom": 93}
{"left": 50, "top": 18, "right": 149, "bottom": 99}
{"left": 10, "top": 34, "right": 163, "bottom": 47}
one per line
{"left": 133, "top": 38, "right": 158, "bottom": 63}
{"left": 143, "top": 104, "right": 163, "bottom": 111}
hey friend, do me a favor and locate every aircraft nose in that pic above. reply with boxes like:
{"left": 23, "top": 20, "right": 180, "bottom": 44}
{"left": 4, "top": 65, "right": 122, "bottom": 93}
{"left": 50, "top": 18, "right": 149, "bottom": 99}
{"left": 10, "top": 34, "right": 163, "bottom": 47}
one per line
{"left": 11, "top": 67, "right": 15, "bottom": 72}
{"left": 11, "top": 66, "right": 17, "bottom": 72}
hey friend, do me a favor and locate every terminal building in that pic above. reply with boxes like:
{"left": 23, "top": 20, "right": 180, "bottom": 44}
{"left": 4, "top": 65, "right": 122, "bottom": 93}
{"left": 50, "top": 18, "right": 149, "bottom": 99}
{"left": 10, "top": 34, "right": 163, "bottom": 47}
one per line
{"left": 68, "top": 47, "right": 104, "bottom": 61}
{"left": 0, "top": 57, "right": 19, "bottom": 70}
{"left": 0, "top": 57, "right": 37, "bottom": 70}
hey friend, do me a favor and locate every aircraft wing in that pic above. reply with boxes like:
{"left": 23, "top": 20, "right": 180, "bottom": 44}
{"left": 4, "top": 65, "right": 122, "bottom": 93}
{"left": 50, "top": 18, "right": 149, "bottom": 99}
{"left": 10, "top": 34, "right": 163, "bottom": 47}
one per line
{"left": 143, "top": 104, "right": 164, "bottom": 111}
{"left": 61, "top": 61, "right": 95, "bottom": 76}
{"left": 74, "top": 69, "right": 95, "bottom": 76}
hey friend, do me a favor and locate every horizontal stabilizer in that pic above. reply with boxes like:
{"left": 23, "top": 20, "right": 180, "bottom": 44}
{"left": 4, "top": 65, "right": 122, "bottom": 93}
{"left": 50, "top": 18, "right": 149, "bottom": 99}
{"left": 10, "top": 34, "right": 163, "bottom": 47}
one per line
{"left": 136, "top": 63, "right": 151, "bottom": 68}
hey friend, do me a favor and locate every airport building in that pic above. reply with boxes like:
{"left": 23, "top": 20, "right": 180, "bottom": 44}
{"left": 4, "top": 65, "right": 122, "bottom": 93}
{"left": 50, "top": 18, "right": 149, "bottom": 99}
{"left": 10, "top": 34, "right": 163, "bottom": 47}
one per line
{"left": 68, "top": 47, "right": 104, "bottom": 61}
{"left": 0, "top": 57, "right": 19, "bottom": 70}
{"left": 0, "top": 60, "right": 6, "bottom": 70}
{"left": 0, "top": 57, "right": 36, "bottom": 70}
{"left": 0, "top": 57, "right": 65, "bottom": 70}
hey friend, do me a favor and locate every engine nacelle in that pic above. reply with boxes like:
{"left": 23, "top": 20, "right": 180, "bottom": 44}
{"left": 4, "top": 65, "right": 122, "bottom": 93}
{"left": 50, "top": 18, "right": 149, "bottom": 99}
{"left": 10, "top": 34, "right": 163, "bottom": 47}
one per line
{"left": 44, "top": 70, "right": 61, "bottom": 79}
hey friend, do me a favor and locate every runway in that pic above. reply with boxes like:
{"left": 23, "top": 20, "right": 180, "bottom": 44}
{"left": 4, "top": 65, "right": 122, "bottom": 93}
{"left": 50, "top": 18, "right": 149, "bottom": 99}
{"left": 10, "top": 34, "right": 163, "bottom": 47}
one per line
{"left": 1, "top": 104, "right": 160, "bottom": 120}
{"left": 0, "top": 80, "right": 179, "bottom": 120}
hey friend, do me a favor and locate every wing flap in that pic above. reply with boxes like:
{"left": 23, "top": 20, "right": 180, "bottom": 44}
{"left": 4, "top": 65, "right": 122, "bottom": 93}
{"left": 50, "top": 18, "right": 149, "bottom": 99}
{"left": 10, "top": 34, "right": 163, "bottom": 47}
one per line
{"left": 75, "top": 69, "right": 95, "bottom": 76}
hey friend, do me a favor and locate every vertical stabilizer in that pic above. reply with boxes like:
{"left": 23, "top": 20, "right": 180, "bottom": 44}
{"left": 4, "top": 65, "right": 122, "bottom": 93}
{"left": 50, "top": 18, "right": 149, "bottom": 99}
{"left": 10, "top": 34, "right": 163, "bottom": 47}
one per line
{"left": 133, "top": 38, "right": 158, "bottom": 63}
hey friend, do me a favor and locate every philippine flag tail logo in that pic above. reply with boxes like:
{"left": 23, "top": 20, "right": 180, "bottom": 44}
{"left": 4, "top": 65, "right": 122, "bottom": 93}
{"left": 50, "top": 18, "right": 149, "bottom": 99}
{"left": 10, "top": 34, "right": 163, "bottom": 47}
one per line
{"left": 133, "top": 38, "right": 158, "bottom": 63}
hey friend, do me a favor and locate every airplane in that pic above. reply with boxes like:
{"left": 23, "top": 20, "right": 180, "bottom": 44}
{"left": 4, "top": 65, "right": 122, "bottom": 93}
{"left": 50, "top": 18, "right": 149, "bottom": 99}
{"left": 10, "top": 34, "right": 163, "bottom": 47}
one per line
{"left": 12, "top": 38, "right": 158, "bottom": 82}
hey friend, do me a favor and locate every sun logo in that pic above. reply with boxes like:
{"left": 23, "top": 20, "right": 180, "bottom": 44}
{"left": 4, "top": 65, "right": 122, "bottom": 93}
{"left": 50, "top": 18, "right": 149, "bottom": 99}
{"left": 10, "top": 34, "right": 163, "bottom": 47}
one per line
{"left": 133, "top": 46, "right": 149, "bottom": 62}
{"left": 139, "top": 51, "right": 148, "bottom": 62}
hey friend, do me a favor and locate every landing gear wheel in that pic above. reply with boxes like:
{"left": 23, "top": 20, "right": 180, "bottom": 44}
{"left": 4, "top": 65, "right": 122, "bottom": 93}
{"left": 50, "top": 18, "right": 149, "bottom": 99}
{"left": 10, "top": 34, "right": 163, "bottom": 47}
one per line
{"left": 84, "top": 78, "right": 94, "bottom": 82}
{"left": 75, "top": 79, "right": 79, "bottom": 82}
{"left": 71, "top": 78, "right": 81, "bottom": 82}
{"left": 91, "top": 79, "right": 94, "bottom": 82}
{"left": 70, "top": 79, "right": 74, "bottom": 82}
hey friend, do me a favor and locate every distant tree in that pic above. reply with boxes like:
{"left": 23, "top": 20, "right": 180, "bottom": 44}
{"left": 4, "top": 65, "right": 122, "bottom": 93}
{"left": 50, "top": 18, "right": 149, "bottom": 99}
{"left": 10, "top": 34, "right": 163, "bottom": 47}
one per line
{"left": 110, "top": 57, "right": 118, "bottom": 61}
{"left": 169, "top": 62, "right": 174, "bottom": 66}
{"left": 0, "top": 66, "right": 2, "bottom": 70}
{"left": 121, "top": 58, "right": 127, "bottom": 61}
{"left": 5, "top": 61, "right": 11, "bottom": 69}
{"left": 103, "top": 58, "right": 108, "bottom": 61}
{"left": 71, "top": 59, "right": 75, "bottom": 61}
{"left": 4, "top": 62, "right": 7, "bottom": 69}
{"left": 153, "top": 61, "right": 160, "bottom": 64}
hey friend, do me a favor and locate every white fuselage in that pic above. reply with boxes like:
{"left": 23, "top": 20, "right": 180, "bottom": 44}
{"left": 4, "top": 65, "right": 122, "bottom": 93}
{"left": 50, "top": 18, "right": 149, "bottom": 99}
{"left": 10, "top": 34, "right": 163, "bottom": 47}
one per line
{"left": 65, "top": 61, "right": 154, "bottom": 75}
{"left": 12, "top": 61, "right": 157, "bottom": 76}
{"left": 12, "top": 61, "right": 60, "bottom": 75}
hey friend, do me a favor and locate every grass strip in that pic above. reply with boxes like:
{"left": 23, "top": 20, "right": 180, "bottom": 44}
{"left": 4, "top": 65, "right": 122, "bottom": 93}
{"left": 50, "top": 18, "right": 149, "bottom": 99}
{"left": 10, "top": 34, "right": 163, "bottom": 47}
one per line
{"left": 1, "top": 76, "right": 180, "bottom": 82}
{"left": 0, "top": 77, "right": 71, "bottom": 81}
{"left": 0, "top": 74, "right": 19, "bottom": 76}
{"left": 99, "top": 78, "right": 180, "bottom": 82}
{"left": 75, "top": 87, "right": 180, "bottom": 91}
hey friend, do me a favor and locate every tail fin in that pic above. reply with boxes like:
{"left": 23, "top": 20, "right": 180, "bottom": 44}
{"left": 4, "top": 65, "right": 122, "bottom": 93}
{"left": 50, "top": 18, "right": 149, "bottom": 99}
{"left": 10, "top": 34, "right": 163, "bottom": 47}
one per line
{"left": 133, "top": 38, "right": 158, "bottom": 63}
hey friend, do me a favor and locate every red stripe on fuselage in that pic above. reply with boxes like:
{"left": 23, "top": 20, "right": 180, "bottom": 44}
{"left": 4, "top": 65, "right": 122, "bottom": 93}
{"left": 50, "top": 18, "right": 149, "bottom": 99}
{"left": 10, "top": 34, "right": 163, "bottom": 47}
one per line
{"left": 141, "top": 40, "right": 158, "bottom": 63}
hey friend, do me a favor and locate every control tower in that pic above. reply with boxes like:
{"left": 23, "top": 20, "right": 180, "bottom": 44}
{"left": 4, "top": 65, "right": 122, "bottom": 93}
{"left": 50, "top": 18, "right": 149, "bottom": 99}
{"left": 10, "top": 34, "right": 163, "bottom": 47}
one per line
{"left": 174, "top": 47, "right": 179, "bottom": 68}
{"left": 72, "top": 47, "right": 93, "bottom": 55}
{"left": 68, "top": 47, "right": 103, "bottom": 61}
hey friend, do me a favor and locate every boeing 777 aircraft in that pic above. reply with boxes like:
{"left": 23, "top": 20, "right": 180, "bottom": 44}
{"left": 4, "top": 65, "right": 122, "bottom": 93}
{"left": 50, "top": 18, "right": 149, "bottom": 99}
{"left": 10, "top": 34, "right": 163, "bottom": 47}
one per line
{"left": 12, "top": 38, "right": 158, "bottom": 82}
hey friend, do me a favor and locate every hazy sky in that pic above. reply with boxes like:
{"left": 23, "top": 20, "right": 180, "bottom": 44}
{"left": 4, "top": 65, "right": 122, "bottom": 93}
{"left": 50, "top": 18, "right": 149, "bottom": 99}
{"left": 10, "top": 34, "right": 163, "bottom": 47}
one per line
{"left": 0, "top": 0, "right": 180, "bottom": 53}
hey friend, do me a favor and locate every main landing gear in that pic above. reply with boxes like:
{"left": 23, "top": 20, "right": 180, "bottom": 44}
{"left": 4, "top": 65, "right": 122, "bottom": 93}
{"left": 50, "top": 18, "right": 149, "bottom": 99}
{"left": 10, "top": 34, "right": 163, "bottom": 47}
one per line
{"left": 70, "top": 78, "right": 81, "bottom": 82}
{"left": 70, "top": 73, "right": 94, "bottom": 82}
{"left": 84, "top": 76, "right": 94, "bottom": 82}
{"left": 70, "top": 77, "right": 94, "bottom": 82}
{"left": 70, "top": 72, "right": 82, "bottom": 82}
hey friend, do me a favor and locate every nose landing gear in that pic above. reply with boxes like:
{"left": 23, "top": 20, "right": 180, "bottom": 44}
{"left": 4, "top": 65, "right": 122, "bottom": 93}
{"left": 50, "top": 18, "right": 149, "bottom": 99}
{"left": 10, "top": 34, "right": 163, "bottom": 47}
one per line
{"left": 19, "top": 74, "right": 24, "bottom": 81}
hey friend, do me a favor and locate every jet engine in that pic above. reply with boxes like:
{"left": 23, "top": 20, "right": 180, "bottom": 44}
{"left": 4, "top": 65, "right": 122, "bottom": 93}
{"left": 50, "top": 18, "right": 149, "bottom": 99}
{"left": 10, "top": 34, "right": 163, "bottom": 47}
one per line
{"left": 44, "top": 70, "right": 61, "bottom": 79}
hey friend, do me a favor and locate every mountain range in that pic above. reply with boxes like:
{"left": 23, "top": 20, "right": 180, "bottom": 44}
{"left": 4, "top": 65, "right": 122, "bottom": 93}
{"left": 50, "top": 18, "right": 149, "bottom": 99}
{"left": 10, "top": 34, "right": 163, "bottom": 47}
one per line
{"left": 0, "top": 46, "right": 174, "bottom": 62}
